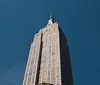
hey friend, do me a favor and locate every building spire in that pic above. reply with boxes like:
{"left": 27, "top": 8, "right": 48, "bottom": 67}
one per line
{"left": 47, "top": 11, "right": 54, "bottom": 26}
{"left": 50, "top": 11, "right": 53, "bottom": 19}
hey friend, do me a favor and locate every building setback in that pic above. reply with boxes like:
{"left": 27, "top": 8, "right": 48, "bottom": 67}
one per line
{"left": 22, "top": 13, "right": 73, "bottom": 85}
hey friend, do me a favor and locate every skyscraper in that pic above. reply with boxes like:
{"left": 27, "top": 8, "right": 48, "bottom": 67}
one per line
{"left": 22, "top": 13, "right": 73, "bottom": 85}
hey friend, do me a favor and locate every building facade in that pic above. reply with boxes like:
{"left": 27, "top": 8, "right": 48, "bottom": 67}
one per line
{"left": 22, "top": 13, "right": 73, "bottom": 85}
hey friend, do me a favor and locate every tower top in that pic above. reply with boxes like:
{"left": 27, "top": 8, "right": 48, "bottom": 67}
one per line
{"left": 50, "top": 11, "right": 53, "bottom": 19}
{"left": 47, "top": 11, "right": 54, "bottom": 26}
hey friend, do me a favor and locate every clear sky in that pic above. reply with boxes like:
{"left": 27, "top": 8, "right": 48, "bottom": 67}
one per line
{"left": 0, "top": 0, "right": 100, "bottom": 85}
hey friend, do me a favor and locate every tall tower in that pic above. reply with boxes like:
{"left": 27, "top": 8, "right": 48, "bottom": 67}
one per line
{"left": 22, "top": 13, "right": 73, "bottom": 85}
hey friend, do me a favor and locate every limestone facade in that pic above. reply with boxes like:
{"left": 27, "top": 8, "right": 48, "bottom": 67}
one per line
{"left": 22, "top": 22, "right": 61, "bottom": 85}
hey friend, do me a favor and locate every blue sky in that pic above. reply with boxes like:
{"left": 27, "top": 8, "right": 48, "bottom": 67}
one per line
{"left": 0, "top": 0, "right": 100, "bottom": 85}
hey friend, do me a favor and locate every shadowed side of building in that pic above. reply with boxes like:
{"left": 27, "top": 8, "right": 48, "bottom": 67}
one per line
{"left": 59, "top": 28, "right": 74, "bottom": 85}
